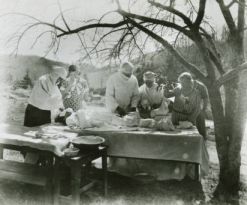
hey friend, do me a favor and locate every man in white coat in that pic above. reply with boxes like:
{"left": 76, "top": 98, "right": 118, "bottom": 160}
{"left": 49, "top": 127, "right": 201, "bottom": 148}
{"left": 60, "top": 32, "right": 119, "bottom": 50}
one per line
{"left": 105, "top": 62, "right": 139, "bottom": 116}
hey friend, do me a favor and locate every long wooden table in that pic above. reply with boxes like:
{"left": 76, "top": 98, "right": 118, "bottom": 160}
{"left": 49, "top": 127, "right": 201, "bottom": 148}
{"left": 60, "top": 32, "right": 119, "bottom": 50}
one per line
{"left": 0, "top": 123, "right": 209, "bottom": 204}
{"left": 69, "top": 126, "right": 209, "bottom": 179}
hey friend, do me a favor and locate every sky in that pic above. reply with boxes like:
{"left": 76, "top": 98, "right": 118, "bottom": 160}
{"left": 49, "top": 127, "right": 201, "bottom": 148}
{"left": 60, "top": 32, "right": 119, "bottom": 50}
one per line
{"left": 0, "top": 0, "right": 239, "bottom": 65}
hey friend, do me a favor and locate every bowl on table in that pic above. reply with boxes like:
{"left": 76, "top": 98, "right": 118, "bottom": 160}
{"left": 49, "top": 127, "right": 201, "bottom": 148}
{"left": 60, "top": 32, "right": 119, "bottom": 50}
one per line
{"left": 71, "top": 135, "right": 105, "bottom": 152}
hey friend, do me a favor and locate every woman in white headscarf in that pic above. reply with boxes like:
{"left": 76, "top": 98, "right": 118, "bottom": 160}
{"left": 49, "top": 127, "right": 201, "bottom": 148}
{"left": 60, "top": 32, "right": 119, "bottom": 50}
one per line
{"left": 24, "top": 67, "right": 67, "bottom": 127}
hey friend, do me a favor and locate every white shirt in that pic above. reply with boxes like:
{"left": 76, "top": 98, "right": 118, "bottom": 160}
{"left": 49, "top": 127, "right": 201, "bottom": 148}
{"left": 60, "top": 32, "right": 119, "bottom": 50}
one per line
{"left": 139, "top": 83, "right": 163, "bottom": 106}
{"left": 28, "top": 74, "right": 63, "bottom": 110}
{"left": 105, "top": 72, "right": 139, "bottom": 112}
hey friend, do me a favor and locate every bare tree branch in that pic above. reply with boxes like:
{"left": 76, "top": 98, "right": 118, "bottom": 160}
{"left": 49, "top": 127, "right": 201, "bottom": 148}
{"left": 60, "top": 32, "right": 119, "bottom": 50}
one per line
{"left": 125, "top": 22, "right": 144, "bottom": 56}
{"left": 93, "top": 11, "right": 116, "bottom": 41}
{"left": 57, "top": 19, "right": 129, "bottom": 37}
{"left": 198, "top": 27, "right": 225, "bottom": 75}
{"left": 1, "top": 12, "right": 67, "bottom": 34}
{"left": 117, "top": 9, "right": 194, "bottom": 40}
{"left": 237, "top": 0, "right": 245, "bottom": 32}
{"left": 0, "top": 12, "right": 42, "bottom": 23}
{"left": 208, "top": 49, "right": 225, "bottom": 75}
{"left": 89, "top": 27, "right": 127, "bottom": 55}
{"left": 76, "top": 33, "right": 93, "bottom": 64}
{"left": 226, "top": 0, "right": 237, "bottom": 8}
{"left": 147, "top": 0, "right": 193, "bottom": 27}
{"left": 57, "top": 0, "right": 71, "bottom": 31}
{"left": 194, "top": 0, "right": 206, "bottom": 28}
{"left": 53, "top": 7, "right": 76, "bottom": 26}
{"left": 216, "top": 0, "right": 237, "bottom": 34}
{"left": 125, "top": 16, "right": 207, "bottom": 81}
{"left": 30, "top": 30, "right": 55, "bottom": 49}
{"left": 215, "top": 62, "right": 247, "bottom": 87}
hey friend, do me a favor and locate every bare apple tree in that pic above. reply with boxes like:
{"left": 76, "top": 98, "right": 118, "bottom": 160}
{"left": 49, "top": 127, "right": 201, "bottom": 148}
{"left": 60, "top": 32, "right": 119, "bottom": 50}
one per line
{"left": 5, "top": 0, "right": 247, "bottom": 197}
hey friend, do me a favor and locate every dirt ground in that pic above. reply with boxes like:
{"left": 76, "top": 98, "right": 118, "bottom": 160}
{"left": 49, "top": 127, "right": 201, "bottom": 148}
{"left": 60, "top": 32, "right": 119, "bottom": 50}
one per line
{"left": 0, "top": 88, "right": 247, "bottom": 205}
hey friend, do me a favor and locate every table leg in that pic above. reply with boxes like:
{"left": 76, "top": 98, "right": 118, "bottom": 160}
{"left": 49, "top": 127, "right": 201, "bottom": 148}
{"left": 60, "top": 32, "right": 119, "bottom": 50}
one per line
{"left": 71, "top": 161, "right": 81, "bottom": 205}
{"left": 195, "top": 164, "right": 200, "bottom": 181}
{"left": 0, "top": 145, "right": 3, "bottom": 159}
{"left": 53, "top": 157, "right": 61, "bottom": 205}
{"left": 45, "top": 157, "right": 54, "bottom": 205}
{"left": 102, "top": 149, "right": 108, "bottom": 196}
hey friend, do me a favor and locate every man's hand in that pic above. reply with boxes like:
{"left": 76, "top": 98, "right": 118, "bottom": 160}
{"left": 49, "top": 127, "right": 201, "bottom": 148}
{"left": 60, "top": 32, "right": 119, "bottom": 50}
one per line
{"left": 156, "top": 84, "right": 164, "bottom": 92}
{"left": 116, "top": 106, "right": 126, "bottom": 117}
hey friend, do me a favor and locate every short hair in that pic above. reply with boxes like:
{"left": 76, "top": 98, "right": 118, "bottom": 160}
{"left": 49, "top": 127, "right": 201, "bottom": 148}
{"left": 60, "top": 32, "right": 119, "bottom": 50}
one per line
{"left": 178, "top": 72, "right": 193, "bottom": 82}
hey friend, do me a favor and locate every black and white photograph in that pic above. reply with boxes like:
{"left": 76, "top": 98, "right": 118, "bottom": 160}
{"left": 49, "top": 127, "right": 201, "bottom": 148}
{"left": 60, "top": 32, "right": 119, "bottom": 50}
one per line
{"left": 0, "top": 0, "right": 247, "bottom": 204}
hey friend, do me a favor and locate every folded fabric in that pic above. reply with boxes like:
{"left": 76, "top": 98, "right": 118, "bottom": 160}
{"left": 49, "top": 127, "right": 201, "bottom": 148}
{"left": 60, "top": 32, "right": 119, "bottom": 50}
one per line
{"left": 177, "top": 121, "right": 194, "bottom": 129}
{"left": 139, "top": 118, "right": 156, "bottom": 128}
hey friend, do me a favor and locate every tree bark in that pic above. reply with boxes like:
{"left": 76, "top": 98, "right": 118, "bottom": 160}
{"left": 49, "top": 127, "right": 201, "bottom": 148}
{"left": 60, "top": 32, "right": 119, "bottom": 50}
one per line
{"left": 207, "top": 87, "right": 229, "bottom": 187}
{"left": 223, "top": 3, "right": 246, "bottom": 188}
{"left": 223, "top": 48, "right": 246, "bottom": 194}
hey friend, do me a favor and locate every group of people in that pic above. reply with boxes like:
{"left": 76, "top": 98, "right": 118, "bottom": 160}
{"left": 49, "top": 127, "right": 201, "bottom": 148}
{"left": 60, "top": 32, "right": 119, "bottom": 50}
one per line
{"left": 24, "top": 65, "right": 89, "bottom": 127}
{"left": 105, "top": 61, "right": 209, "bottom": 139}
{"left": 24, "top": 61, "right": 209, "bottom": 140}
{"left": 23, "top": 61, "right": 209, "bottom": 178}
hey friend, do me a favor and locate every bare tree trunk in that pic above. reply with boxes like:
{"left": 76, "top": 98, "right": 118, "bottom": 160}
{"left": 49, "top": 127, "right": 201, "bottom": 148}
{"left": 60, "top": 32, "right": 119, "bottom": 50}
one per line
{"left": 223, "top": 16, "right": 246, "bottom": 190}
{"left": 207, "top": 87, "right": 228, "bottom": 187}
{"left": 223, "top": 79, "right": 241, "bottom": 194}
{"left": 222, "top": 75, "right": 247, "bottom": 197}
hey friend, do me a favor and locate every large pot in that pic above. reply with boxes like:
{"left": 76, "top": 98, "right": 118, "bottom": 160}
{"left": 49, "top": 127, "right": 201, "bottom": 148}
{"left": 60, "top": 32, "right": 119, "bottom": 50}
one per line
{"left": 71, "top": 135, "right": 105, "bottom": 152}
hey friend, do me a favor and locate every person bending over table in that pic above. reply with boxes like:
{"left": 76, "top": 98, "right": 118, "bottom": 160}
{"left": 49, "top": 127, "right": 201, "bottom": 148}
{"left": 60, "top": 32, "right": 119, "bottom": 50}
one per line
{"left": 24, "top": 67, "right": 67, "bottom": 127}
{"left": 138, "top": 71, "right": 169, "bottom": 118}
{"left": 166, "top": 72, "right": 209, "bottom": 140}
{"left": 105, "top": 61, "right": 139, "bottom": 117}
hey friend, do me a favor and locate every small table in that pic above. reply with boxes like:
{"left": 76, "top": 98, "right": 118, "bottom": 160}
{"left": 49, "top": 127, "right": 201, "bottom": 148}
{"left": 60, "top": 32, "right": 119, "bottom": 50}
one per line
{"left": 53, "top": 146, "right": 108, "bottom": 205}
{"left": 0, "top": 123, "right": 107, "bottom": 205}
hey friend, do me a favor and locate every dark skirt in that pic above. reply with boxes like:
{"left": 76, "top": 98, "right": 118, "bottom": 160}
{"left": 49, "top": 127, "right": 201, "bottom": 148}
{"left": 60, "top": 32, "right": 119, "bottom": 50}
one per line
{"left": 24, "top": 104, "right": 51, "bottom": 127}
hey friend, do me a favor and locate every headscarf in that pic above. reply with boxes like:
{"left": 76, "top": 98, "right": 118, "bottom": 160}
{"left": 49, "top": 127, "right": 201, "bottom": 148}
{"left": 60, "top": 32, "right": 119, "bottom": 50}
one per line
{"left": 119, "top": 62, "right": 134, "bottom": 75}
{"left": 51, "top": 67, "right": 67, "bottom": 80}
{"left": 143, "top": 71, "right": 155, "bottom": 82}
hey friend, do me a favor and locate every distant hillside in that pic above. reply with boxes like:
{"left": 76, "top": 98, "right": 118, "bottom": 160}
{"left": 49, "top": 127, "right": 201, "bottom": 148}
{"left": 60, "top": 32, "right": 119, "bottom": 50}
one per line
{"left": 0, "top": 55, "right": 69, "bottom": 85}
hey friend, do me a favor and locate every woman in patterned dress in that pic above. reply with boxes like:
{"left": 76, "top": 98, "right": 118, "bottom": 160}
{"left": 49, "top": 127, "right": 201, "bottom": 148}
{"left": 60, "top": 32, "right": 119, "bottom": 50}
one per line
{"left": 60, "top": 65, "right": 89, "bottom": 112}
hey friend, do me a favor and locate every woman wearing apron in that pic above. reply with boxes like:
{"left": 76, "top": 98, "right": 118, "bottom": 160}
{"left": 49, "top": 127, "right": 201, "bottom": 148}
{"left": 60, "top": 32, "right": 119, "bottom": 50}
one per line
{"left": 24, "top": 67, "right": 67, "bottom": 127}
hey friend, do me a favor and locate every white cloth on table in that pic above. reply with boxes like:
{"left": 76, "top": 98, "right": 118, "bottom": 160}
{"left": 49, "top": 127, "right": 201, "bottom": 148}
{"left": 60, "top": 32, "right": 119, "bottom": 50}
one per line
{"left": 109, "top": 158, "right": 191, "bottom": 181}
